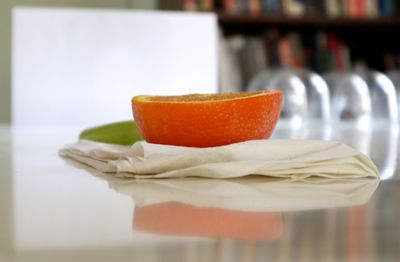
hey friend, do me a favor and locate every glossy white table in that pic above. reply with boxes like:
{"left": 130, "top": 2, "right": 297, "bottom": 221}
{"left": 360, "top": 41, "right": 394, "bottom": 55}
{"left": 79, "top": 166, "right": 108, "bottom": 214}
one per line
{"left": 0, "top": 124, "right": 399, "bottom": 262}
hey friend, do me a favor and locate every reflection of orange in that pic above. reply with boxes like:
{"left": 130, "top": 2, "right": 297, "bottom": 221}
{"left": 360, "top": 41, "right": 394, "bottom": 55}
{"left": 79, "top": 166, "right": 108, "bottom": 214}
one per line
{"left": 131, "top": 91, "right": 283, "bottom": 147}
{"left": 133, "top": 201, "right": 283, "bottom": 240}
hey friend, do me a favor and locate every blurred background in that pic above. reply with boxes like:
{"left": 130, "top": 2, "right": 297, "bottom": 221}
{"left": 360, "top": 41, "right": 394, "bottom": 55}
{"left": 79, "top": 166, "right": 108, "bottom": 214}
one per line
{"left": 0, "top": 0, "right": 158, "bottom": 125}
{"left": 2, "top": 0, "right": 400, "bottom": 127}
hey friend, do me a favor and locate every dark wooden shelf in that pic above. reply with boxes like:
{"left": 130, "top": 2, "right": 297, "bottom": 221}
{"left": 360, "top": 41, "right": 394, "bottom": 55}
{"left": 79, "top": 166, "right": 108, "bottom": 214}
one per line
{"left": 218, "top": 13, "right": 400, "bottom": 27}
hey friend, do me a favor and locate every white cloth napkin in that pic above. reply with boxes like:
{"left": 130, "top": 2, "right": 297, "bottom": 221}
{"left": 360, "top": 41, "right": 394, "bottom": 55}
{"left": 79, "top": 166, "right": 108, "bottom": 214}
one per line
{"left": 59, "top": 139, "right": 378, "bottom": 179}
{"left": 59, "top": 139, "right": 379, "bottom": 179}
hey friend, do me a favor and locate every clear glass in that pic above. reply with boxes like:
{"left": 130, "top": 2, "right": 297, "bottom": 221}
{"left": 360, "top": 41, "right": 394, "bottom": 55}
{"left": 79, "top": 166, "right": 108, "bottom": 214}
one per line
{"left": 248, "top": 68, "right": 330, "bottom": 127}
{"left": 324, "top": 72, "right": 371, "bottom": 128}
{"left": 370, "top": 125, "right": 399, "bottom": 180}
{"left": 387, "top": 70, "right": 400, "bottom": 122}
{"left": 248, "top": 69, "right": 307, "bottom": 128}
{"left": 359, "top": 70, "right": 398, "bottom": 125}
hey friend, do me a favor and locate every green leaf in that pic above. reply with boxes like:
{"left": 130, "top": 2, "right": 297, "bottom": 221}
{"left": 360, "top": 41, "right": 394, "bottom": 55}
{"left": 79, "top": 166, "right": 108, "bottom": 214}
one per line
{"left": 79, "top": 121, "right": 143, "bottom": 145}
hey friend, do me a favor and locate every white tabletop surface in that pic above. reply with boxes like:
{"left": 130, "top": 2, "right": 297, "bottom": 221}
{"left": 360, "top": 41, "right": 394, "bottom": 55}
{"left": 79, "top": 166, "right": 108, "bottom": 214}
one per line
{"left": 0, "top": 124, "right": 398, "bottom": 262}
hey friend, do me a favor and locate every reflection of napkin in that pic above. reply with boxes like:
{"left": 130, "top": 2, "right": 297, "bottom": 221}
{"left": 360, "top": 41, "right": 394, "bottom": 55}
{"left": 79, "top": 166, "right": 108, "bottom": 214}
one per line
{"left": 110, "top": 178, "right": 379, "bottom": 212}
{"left": 59, "top": 139, "right": 379, "bottom": 179}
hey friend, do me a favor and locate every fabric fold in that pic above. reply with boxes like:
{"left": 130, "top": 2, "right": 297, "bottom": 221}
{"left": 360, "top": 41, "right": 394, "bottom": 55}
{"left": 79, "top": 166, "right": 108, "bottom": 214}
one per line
{"left": 59, "top": 139, "right": 379, "bottom": 179}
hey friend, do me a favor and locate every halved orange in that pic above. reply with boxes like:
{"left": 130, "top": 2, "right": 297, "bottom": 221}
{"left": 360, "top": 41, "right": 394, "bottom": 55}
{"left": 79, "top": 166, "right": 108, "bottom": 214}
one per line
{"left": 131, "top": 91, "right": 283, "bottom": 147}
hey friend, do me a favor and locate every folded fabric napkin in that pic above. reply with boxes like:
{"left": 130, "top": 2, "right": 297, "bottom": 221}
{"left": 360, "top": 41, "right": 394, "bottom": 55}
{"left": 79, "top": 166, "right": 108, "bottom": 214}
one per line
{"left": 59, "top": 139, "right": 379, "bottom": 179}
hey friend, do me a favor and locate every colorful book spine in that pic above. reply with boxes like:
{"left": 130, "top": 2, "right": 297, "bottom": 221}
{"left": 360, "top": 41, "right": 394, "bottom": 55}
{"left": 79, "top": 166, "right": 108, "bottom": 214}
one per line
{"left": 378, "top": 0, "right": 393, "bottom": 16}
{"left": 183, "top": 0, "right": 198, "bottom": 11}
{"left": 249, "top": 0, "right": 262, "bottom": 14}
{"left": 325, "top": 0, "right": 341, "bottom": 17}
{"left": 365, "top": 0, "right": 379, "bottom": 17}
{"left": 223, "top": 0, "right": 237, "bottom": 13}
{"left": 201, "top": 0, "right": 215, "bottom": 11}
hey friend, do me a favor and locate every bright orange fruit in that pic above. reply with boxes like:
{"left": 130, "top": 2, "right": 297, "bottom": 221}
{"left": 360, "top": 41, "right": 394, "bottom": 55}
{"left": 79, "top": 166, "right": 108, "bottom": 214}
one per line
{"left": 131, "top": 91, "right": 283, "bottom": 147}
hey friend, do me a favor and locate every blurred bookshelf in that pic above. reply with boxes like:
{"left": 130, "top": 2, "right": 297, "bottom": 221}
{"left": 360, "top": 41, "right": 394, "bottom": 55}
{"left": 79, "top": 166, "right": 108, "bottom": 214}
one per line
{"left": 161, "top": 0, "right": 400, "bottom": 18}
{"left": 160, "top": 0, "right": 400, "bottom": 90}
{"left": 218, "top": 13, "right": 400, "bottom": 27}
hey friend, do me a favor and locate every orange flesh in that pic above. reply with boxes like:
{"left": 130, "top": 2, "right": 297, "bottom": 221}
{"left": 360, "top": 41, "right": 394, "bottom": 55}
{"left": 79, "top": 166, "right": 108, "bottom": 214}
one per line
{"left": 134, "top": 91, "right": 271, "bottom": 102}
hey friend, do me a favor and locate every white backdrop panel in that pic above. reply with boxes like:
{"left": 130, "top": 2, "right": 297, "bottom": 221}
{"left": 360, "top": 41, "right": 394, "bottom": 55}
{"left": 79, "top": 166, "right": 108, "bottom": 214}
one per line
{"left": 12, "top": 7, "right": 217, "bottom": 126}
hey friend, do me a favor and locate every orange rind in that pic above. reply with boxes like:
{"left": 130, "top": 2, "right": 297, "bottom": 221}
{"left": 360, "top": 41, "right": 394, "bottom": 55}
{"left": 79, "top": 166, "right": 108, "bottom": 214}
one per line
{"left": 132, "top": 91, "right": 283, "bottom": 147}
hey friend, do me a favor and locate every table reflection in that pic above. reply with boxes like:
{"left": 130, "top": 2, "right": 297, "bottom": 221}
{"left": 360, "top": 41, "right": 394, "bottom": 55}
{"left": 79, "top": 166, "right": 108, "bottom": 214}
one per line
{"left": 1, "top": 125, "right": 398, "bottom": 262}
{"left": 77, "top": 165, "right": 378, "bottom": 241}
{"left": 105, "top": 177, "right": 379, "bottom": 213}
{"left": 3, "top": 125, "right": 392, "bottom": 262}
{"left": 134, "top": 202, "right": 283, "bottom": 240}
